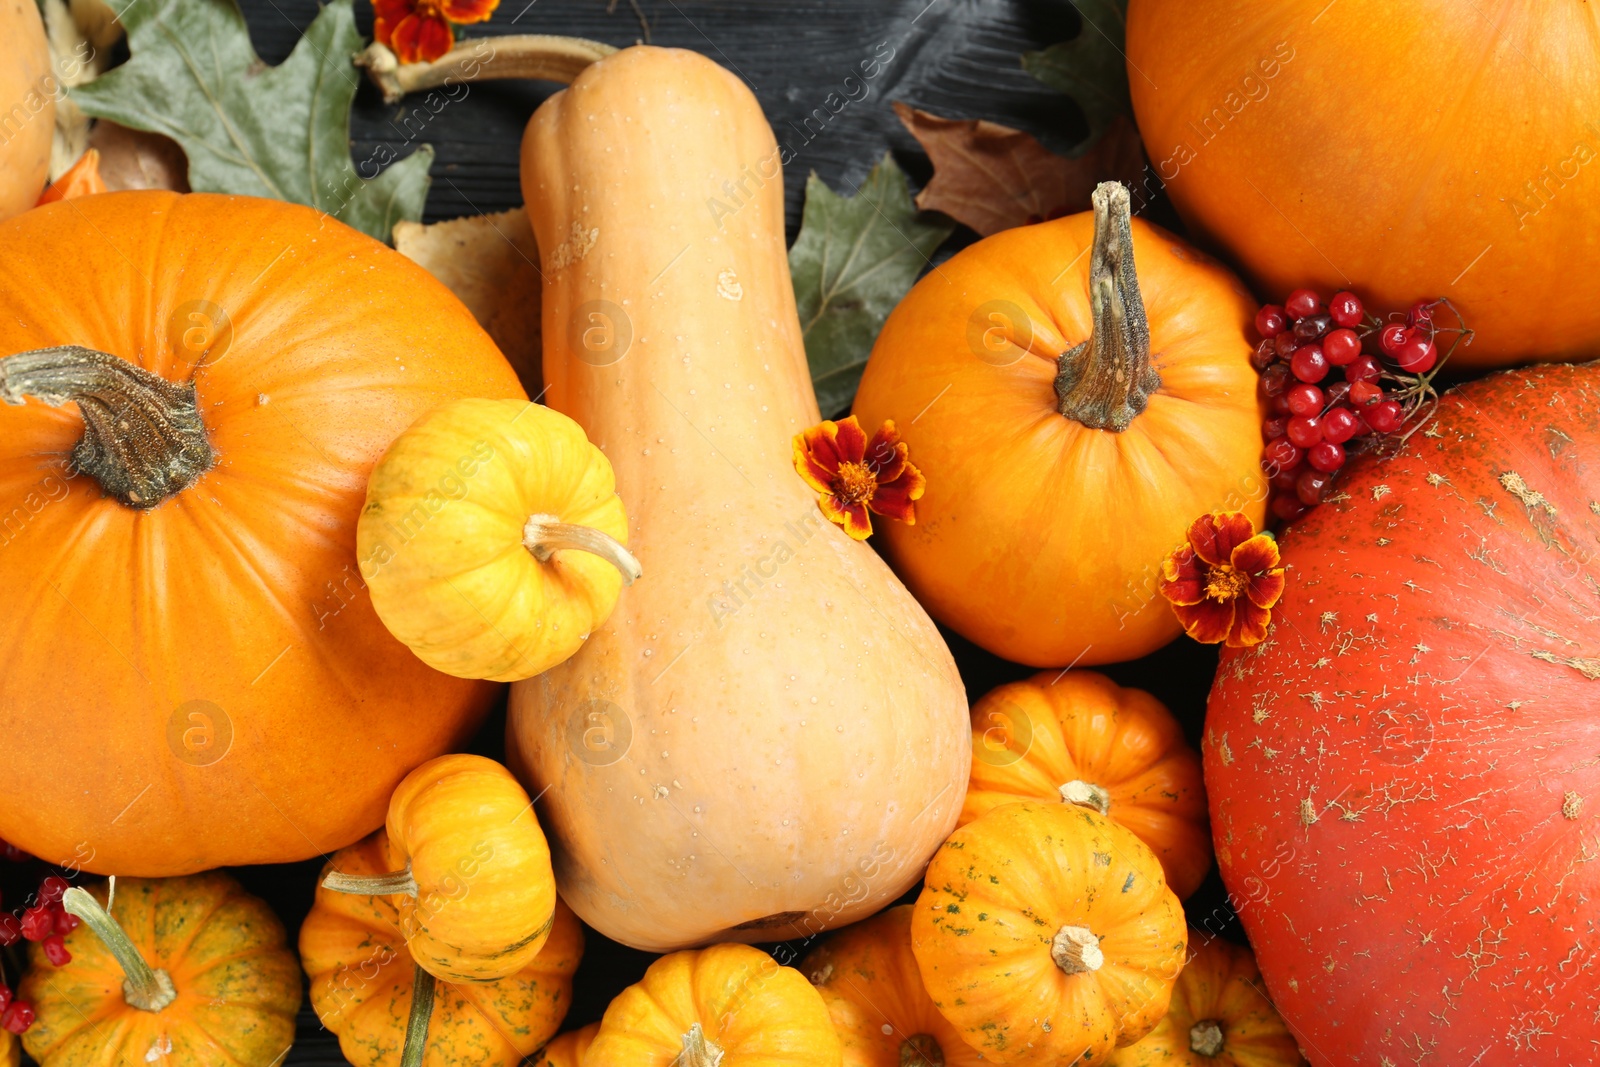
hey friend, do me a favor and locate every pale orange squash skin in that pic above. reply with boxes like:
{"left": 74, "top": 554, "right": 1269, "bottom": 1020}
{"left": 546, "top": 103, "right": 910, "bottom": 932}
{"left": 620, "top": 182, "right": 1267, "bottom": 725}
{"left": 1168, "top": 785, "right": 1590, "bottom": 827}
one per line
{"left": 509, "top": 46, "right": 970, "bottom": 951}
{"left": 963, "top": 670, "right": 1210, "bottom": 899}
{"left": 0, "top": 192, "right": 522, "bottom": 875}
{"left": 1110, "top": 933, "right": 1306, "bottom": 1067}
{"left": 300, "top": 833, "right": 585, "bottom": 1067}
{"left": 20, "top": 874, "right": 302, "bottom": 1067}
{"left": 851, "top": 214, "right": 1263, "bottom": 668}
{"left": 0, "top": 0, "right": 53, "bottom": 220}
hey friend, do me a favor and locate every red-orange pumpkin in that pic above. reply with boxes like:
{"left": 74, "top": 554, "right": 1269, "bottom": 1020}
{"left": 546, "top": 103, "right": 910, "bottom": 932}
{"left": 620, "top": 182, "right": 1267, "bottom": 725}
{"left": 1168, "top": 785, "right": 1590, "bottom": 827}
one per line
{"left": 1205, "top": 363, "right": 1600, "bottom": 1063}
{"left": 0, "top": 191, "right": 523, "bottom": 874}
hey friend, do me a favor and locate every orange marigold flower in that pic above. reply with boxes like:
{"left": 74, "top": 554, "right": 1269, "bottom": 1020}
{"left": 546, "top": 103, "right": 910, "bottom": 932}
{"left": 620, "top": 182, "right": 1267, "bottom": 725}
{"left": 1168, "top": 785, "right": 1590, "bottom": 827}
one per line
{"left": 1158, "top": 512, "right": 1286, "bottom": 648}
{"left": 793, "top": 415, "right": 925, "bottom": 541}
{"left": 374, "top": 0, "right": 498, "bottom": 64}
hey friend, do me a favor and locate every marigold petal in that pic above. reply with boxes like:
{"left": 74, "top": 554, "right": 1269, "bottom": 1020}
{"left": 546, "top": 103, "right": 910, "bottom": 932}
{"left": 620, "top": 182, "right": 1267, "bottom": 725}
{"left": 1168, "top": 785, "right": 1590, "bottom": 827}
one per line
{"left": 833, "top": 415, "right": 869, "bottom": 464}
{"left": 1188, "top": 511, "right": 1255, "bottom": 567}
{"left": 440, "top": 0, "right": 498, "bottom": 23}
{"left": 374, "top": 0, "right": 415, "bottom": 22}
{"left": 792, "top": 433, "right": 837, "bottom": 494}
{"left": 800, "top": 420, "right": 849, "bottom": 472}
{"left": 414, "top": 15, "right": 455, "bottom": 61}
{"left": 869, "top": 483, "right": 917, "bottom": 524}
{"left": 870, "top": 442, "right": 909, "bottom": 484}
{"left": 1172, "top": 597, "right": 1236, "bottom": 645}
{"left": 1245, "top": 568, "right": 1287, "bottom": 610}
{"left": 1228, "top": 599, "right": 1274, "bottom": 647}
{"left": 1230, "top": 533, "right": 1282, "bottom": 576}
{"left": 1158, "top": 547, "right": 1206, "bottom": 606}
{"left": 817, "top": 495, "right": 873, "bottom": 540}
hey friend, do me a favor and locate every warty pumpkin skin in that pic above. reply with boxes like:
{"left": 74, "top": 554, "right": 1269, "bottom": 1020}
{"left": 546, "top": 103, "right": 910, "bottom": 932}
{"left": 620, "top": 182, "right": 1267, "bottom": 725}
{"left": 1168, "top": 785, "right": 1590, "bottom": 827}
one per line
{"left": 20, "top": 874, "right": 302, "bottom": 1067}
{"left": 0, "top": 191, "right": 522, "bottom": 875}
{"left": 850, "top": 184, "right": 1263, "bottom": 667}
{"left": 585, "top": 942, "right": 843, "bottom": 1067}
{"left": 803, "top": 906, "right": 982, "bottom": 1067}
{"left": 963, "top": 670, "right": 1210, "bottom": 899}
{"left": 912, "top": 801, "right": 1187, "bottom": 1065}
{"left": 1110, "top": 931, "right": 1306, "bottom": 1067}
{"left": 0, "top": 0, "right": 54, "bottom": 221}
{"left": 510, "top": 45, "right": 970, "bottom": 951}
{"left": 1126, "top": 0, "right": 1600, "bottom": 369}
{"left": 300, "top": 832, "right": 585, "bottom": 1067}
{"left": 1204, "top": 362, "right": 1600, "bottom": 1065}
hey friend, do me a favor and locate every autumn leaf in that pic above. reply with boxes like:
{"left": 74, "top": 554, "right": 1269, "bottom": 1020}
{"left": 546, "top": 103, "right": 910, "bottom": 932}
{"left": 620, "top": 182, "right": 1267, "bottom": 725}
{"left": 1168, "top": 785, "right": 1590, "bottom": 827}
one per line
{"left": 894, "top": 103, "right": 1146, "bottom": 236}
{"left": 790, "top": 154, "right": 954, "bottom": 418}
{"left": 1023, "top": 0, "right": 1132, "bottom": 149}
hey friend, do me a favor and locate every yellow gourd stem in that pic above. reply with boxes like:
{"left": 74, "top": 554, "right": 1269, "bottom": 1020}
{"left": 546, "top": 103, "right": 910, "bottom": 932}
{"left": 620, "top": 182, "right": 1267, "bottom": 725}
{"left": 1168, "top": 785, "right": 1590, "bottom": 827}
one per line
{"left": 524, "top": 514, "right": 642, "bottom": 584}
{"left": 673, "top": 1023, "right": 724, "bottom": 1067}
{"left": 354, "top": 36, "right": 618, "bottom": 104}
{"left": 400, "top": 965, "right": 435, "bottom": 1067}
{"left": 320, "top": 866, "right": 419, "bottom": 897}
{"left": 61, "top": 886, "right": 177, "bottom": 1013}
{"left": 1050, "top": 925, "right": 1104, "bottom": 976}
{"left": 1189, "top": 1019, "right": 1226, "bottom": 1057}
{"left": 1059, "top": 779, "right": 1112, "bottom": 815}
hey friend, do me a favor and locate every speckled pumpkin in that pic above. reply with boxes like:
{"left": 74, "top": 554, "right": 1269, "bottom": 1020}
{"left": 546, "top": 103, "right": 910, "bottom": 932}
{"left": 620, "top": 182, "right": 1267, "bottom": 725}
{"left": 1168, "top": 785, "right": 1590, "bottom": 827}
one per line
{"left": 300, "top": 832, "right": 584, "bottom": 1067}
{"left": 532, "top": 1024, "right": 598, "bottom": 1067}
{"left": 911, "top": 802, "right": 1187, "bottom": 1065}
{"left": 19, "top": 874, "right": 301, "bottom": 1067}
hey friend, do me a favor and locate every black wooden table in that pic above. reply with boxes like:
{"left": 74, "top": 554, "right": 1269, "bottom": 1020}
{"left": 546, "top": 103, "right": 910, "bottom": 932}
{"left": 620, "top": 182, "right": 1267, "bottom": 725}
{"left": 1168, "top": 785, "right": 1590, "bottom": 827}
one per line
{"left": 11, "top": 2, "right": 1235, "bottom": 1061}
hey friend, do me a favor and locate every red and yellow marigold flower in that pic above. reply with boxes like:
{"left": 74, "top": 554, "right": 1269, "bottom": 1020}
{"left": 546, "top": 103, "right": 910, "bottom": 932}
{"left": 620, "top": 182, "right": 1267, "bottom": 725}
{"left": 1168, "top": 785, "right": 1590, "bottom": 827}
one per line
{"left": 793, "top": 416, "right": 925, "bottom": 540}
{"left": 374, "top": 0, "right": 498, "bottom": 65}
{"left": 1159, "top": 512, "right": 1286, "bottom": 647}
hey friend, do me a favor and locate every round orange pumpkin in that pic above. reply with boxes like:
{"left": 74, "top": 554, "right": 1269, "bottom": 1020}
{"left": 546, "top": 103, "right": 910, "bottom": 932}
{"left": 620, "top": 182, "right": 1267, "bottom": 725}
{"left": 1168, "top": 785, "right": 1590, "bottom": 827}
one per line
{"left": 964, "top": 670, "right": 1210, "bottom": 899}
{"left": 851, "top": 182, "right": 1262, "bottom": 667}
{"left": 1125, "top": 0, "right": 1600, "bottom": 368}
{"left": 0, "top": 191, "right": 523, "bottom": 875}
{"left": 0, "top": 0, "right": 54, "bottom": 220}
{"left": 533, "top": 1024, "right": 598, "bottom": 1067}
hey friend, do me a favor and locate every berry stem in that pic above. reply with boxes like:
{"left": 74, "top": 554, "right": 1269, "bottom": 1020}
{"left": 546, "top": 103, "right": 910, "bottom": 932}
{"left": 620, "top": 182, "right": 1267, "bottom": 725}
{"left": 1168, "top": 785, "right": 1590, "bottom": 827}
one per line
{"left": 1054, "top": 182, "right": 1160, "bottom": 432}
{"left": 60, "top": 887, "right": 177, "bottom": 1013}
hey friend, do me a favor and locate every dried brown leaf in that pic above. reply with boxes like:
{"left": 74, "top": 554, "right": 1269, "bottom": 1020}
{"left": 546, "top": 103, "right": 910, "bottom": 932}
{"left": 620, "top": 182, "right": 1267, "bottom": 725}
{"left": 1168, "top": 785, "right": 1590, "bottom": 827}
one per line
{"left": 86, "top": 121, "right": 189, "bottom": 193}
{"left": 893, "top": 102, "right": 1146, "bottom": 236}
{"left": 394, "top": 209, "right": 543, "bottom": 395}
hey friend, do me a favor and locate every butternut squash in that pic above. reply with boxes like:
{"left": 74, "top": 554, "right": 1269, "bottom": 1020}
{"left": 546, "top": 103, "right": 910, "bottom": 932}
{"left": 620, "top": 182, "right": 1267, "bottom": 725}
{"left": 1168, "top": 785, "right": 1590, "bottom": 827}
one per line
{"left": 0, "top": 0, "right": 54, "bottom": 220}
{"left": 509, "top": 45, "right": 970, "bottom": 951}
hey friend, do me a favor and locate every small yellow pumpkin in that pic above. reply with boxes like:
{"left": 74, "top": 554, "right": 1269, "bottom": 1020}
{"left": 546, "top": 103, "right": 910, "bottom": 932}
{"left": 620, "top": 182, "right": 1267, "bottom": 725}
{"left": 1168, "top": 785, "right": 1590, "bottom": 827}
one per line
{"left": 301, "top": 831, "right": 584, "bottom": 1067}
{"left": 2, "top": 1027, "right": 18, "bottom": 1067}
{"left": 1110, "top": 932, "right": 1307, "bottom": 1067}
{"left": 911, "top": 802, "right": 1187, "bottom": 1065}
{"left": 586, "top": 943, "right": 843, "bottom": 1066}
{"left": 803, "top": 906, "right": 980, "bottom": 1067}
{"left": 359, "top": 398, "right": 639, "bottom": 681}
{"left": 323, "top": 754, "right": 557, "bottom": 983}
{"left": 21, "top": 875, "right": 301, "bottom": 1067}
{"left": 533, "top": 1023, "right": 599, "bottom": 1067}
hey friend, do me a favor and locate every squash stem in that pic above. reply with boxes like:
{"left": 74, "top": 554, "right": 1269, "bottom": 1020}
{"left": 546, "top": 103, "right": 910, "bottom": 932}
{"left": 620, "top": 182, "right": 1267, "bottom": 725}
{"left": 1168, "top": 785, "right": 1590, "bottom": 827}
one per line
{"left": 0, "top": 345, "right": 214, "bottom": 508}
{"left": 1053, "top": 182, "right": 1160, "bottom": 433}
{"left": 354, "top": 35, "right": 617, "bottom": 105}
{"left": 61, "top": 886, "right": 178, "bottom": 1013}
{"left": 524, "top": 514, "right": 643, "bottom": 585}
{"left": 321, "top": 866, "right": 419, "bottom": 897}
{"left": 899, "top": 1034, "right": 945, "bottom": 1067}
{"left": 400, "top": 965, "right": 435, "bottom": 1067}
{"left": 1189, "top": 1019, "right": 1226, "bottom": 1057}
{"left": 673, "top": 1023, "right": 725, "bottom": 1067}
{"left": 1059, "top": 780, "right": 1112, "bottom": 815}
{"left": 1050, "top": 924, "right": 1104, "bottom": 976}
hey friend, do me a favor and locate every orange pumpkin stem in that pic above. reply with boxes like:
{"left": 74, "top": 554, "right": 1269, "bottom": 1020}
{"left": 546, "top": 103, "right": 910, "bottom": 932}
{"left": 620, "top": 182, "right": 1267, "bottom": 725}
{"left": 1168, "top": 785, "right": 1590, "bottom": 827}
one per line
{"left": 899, "top": 1034, "right": 945, "bottom": 1067}
{"left": 354, "top": 34, "right": 617, "bottom": 104}
{"left": 321, "top": 866, "right": 419, "bottom": 897}
{"left": 61, "top": 886, "right": 178, "bottom": 1013}
{"left": 0, "top": 345, "right": 213, "bottom": 508}
{"left": 401, "top": 963, "right": 435, "bottom": 1067}
{"left": 673, "top": 1023, "right": 725, "bottom": 1067}
{"left": 1050, "top": 924, "right": 1104, "bottom": 976}
{"left": 1053, "top": 182, "right": 1160, "bottom": 433}
{"left": 524, "top": 513, "right": 643, "bottom": 585}
{"left": 1189, "top": 1019, "right": 1226, "bottom": 1057}
{"left": 1059, "top": 779, "right": 1112, "bottom": 815}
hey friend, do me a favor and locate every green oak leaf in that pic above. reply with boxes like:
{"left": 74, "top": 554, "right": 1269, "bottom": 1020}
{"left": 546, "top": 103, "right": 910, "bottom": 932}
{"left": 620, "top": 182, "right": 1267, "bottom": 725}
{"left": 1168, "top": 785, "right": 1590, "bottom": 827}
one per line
{"left": 72, "top": 0, "right": 431, "bottom": 242}
{"left": 790, "top": 154, "right": 954, "bottom": 418}
{"left": 1023, "top": 0, "right": 1132, "bottom": 150}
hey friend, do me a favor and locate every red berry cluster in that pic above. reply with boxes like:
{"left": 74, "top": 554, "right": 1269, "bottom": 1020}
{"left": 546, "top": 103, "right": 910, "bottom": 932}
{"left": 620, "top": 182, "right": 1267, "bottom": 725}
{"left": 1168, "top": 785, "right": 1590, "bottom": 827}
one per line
{"left": 0, "top": 840, "right": 80, "bottom": 1036}
{"left": 1252, "top": 288, "right": 1468, "bottom": 522}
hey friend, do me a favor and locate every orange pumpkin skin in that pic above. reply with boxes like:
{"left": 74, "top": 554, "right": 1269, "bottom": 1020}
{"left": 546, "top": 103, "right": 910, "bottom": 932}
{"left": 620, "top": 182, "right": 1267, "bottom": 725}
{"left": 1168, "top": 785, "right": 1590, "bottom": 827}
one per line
{"left": 1110, "top": 932, "right": 1306, "bottom": 1067}
{"left": 532, "top": 1024, "right": 597, "bottom": 1067}
{"left": 850, "top": 212, "right": 1263, "bottom": 667}
{"left": 963, "top": 670, "right": 1210, "bottom": 899}
{"left": 0, "top": 192, "right": 522, "bottom": 875}
{"left": 803, "top": 906, "right": 983, "bottom": 1067}
{"left": 0, "top": 0, "right": 53, "bottom": 221}
{"left": 300, "top": 833, "right": 585, "bottom": 1067}
{"left": 1126, "top": 1, "right": 1600, "bottom": 369}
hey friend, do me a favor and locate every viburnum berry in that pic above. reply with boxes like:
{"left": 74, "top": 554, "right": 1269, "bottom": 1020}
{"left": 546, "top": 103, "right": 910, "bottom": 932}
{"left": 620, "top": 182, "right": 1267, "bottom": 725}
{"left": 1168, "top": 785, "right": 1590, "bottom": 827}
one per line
{"left": 1407, "top": 300, "right": 1435, "bottom": 328}
{"left": 1285, "top": 288, "right": 1321, "bottom": 319}
{"left": 1286, "top": 383, "right": 1324, "bottom": 417}
{"left": 1293, "top": 312, "right": 1333, "bottom": 342}
{"left": 0, "top": 914, "right": 19, "bottom": 947}
{"left": 1379, "top": 323, "right": 1410, "bottom": 357}
{"left": 1263, "top": 437, "right": 1301, "bottom": 471}
{"left": 1323, "top": 327, "right": 1361, "bottom": 366}
{"left": 1263, "top": 416, "right": 1288, "bottom": 441}
{"left": 19, "top": 905, "right": 53, "bottom": 942}
{"left": 1296, "top": 469, "right": 1333, "bottom": 506}
{"left": 41, "top": 934, "right": 71, "bottom": 967}
{"left": 1323, "top": 407, "right": 1361, "bottom": 444}
{"left": 1250, "top": 338, "right": 1278, "bottom": 371}
{"left": 1323, "top": 380, "right": 1352, "bottom": 407}
{"left": 1269, "top": 462, "right": 1302, "bottom": 491}
{"left": 1271, "top": 493, "right": 1308, "bottom": 521}
{"left": 0, "top": 842, "right": 27, "bottom": 863}
{"left": 1274, "top": 329, "right": 1299, "bottom": 358}
{"left": 1258, "top": 363, "right": 1292, "bottom": 398}
{"left": 1366, "top": 400, "right": 1404, "bottom": 433}
{"left": 1290, "top": 344, "right": 1329, "bottom": 383}
{"left": 0, "top": 983, "right": 10, "bottom": 1014}
{"left": 38, "top": 877, "right": 67, "bottom": 906}
{"left": 1255, "top": 304, "right": 1288, "bottom": 338}
{"left": 1347, "top": 379, "right": 1383, "bottom": 407}
{"left": 1328, "top": 290, "right": 1364, "bottom": 328}
{"left": 1346, "top": 355, "right": 1382, "bottom": 384}
{"left": 54, "top": 907, "right": 79, "bottom": 936}
{"left": 2, "top": 1000, "right": 35, "bottom": 1034}
{"left": 1308, "top": 441, "right": 1346, "bottom": 472}
{"left": 1395, "top": 334, "right": 1437, "bottom": 374}
{"left": 1286, "top": 415, "right": 1324, "bottom": 447}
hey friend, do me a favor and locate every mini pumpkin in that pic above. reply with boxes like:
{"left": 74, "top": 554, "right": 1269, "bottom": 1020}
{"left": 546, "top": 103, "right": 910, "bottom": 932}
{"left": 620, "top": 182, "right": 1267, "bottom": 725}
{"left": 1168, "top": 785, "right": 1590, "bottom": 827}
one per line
{"left": 322, "top": 754, "right": 557, "bottom": 983}
{"left": 585, "top": 942, "right": 843, "bottom": 1066}
{"left": 359, "top": 398, "right": 638, "bottom": 682}
{"left": 911, "top": 802, "right": 1187, "bottom": 1065}
{"left": 301, "top": 831, "right": 584, "bottom": 1067}
{"left": 533, "top": 1024, "right": 598, "bottom": 1067}
{"left": 1110, "top": 932, "right": 1306, "bottom": 1067}
{"left": 20, "top": 875, "right": 301, "bottom": 1067}
{"left": 964, "top": 670, "right": 1210, "bottom": 899}
{"left": 803, "top": 906, "right": 980, "bottom": 1067}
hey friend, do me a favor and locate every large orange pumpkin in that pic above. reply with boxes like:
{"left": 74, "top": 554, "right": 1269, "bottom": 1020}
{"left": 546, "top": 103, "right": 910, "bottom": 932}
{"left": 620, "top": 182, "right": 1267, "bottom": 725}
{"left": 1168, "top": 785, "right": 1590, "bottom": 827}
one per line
{"left": 1126, "top": 0, "right": 1600, "bottom": 368}
{"left": 0, "top": 0, "right": 53, "bottom": 220}
{"left": 851, "top": 182, "right": 1262, "bottom": 667}
{"left": 0, "top": 191, "right": 523, "bottom": 875}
